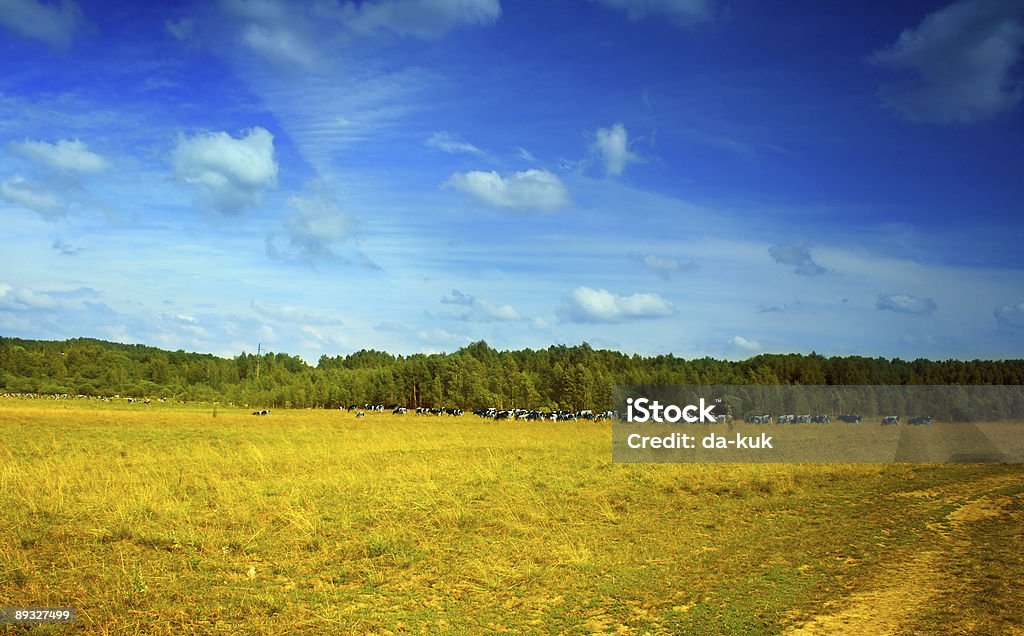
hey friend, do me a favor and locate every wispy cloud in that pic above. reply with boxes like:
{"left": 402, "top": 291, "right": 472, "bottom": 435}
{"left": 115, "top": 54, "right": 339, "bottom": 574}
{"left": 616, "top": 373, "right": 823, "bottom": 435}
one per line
{"left": 0, "top": 176, "right": 63, "bottom": 218}
{"left": 52, "top": 238, "right": 81, "bottom": 255}
{"left": 769, "top": 243, "right": 827, "bottom": 276}
{"left": 281, "top": 190, "right": 358, "bottom": 260}
{"left": 426, "top": 131, "right": 485, "bottom": 156}
{"left": 440, "top": 289, "right": 523, "bottom": 322}
{"left": 329, "top": 0, "right": 502, "bottom": 39}
{"left": 241, "top": 22, "right": 317, "bottom": 68}
{"left": 871, "top": 0, "right": 1024, "bottom": 123}
{"left": 731, "top": 335, "right": 761, "bottom": 351}
{"left": 633, "top": 252, "right": 696, "bottom": 279}
{"left": 9, "top": 138, "right": 108, "bottom": 173}
{"left": 877, "top": 293, "right": 937, "bottom": 315}
{"left": 0, "top": 0, "right": 84, "bottom": 49}
{"left": 593, "top": 0, "right": 715, "bottom": 24}
{"left": 994, "top": 300, "right": 1024, "bottom": 329}
{"left": 251, "top": 299, "right": 344, "bottom": 326}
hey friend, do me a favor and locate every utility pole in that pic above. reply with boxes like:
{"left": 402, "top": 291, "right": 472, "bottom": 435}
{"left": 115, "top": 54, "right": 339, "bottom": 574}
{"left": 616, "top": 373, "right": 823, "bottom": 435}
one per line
{"left": 256, "top": 342, "right": 261, "bottom": 381}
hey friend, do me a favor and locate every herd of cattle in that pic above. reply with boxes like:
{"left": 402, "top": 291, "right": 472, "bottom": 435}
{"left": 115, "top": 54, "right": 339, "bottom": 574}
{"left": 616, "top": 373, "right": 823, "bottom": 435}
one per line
{"left": 321, "top": 404, "right": 617, "bottom": 421}
{"left": 249, "top": 403, "right": 935, "bottom": 425}
{"left": 744, "top": 413, "right": 934, "bottom": 425}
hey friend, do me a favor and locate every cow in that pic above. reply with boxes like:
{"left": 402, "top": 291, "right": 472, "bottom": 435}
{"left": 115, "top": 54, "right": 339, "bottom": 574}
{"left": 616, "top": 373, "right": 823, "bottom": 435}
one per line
{"left": 777, "top": 414, "right": 795, "bottom": 424}
{"left": 356, "top": 411, "right": 365, "bottom": 418}
{"left": 909, "top": 416, "right": 933, "bottom": 425}
{"left": 838, "top": 415, "right": 861, "bottom": 424}
{"left": 882, "top": 415, "right": 900, "bottom": 426}
{"left": 812, "top": 415, "right": 831, "bottom": 424}
{"left": 392, "top": 407, "right": 407, "bottom": 414}
{"left": 794, "top": 415, "right": 812, "bottom": 424}
{"left": 252, "top": 409, "right": 270, "bottom": 416}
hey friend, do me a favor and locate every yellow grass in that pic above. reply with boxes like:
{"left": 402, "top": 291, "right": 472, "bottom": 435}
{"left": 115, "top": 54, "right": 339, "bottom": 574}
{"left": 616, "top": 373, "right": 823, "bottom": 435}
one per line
{"left": 1, "top": 398, "right": 1022, "bottom": 634}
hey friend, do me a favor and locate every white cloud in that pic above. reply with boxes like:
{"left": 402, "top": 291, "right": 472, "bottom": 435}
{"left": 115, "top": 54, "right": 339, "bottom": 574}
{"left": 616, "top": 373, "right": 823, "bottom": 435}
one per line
{"left": 426, "top": 131, "right": 484, "bottom": 155}
{"left": 241, "top": 23, "right": 316, "bottom": 67}
{"left": 171, "top": 127, "right": 278, "bottom": 214}
{"left": 731, "top": 335, "right": 761, "bottom": 351}
{"left": 593, "top": 0, "right": 714, "bottom": 24}
{"left": 560, "top": 286, "right": 674, "bottom": 323}
{"left": 0, "top": 0, "right": 83, "bottom": 49}
{"left": 333, "top": 0, "right": 502, "bottom": 39}
{"left": 591, "top": 122, "right": 639, "bottom": 176}
{"left": 0, "top": 176, "right": 63, "bottom": 218}
{"left": 516, "top": 147, "right": 536, "bottom": 162}
{"left": 877, "top": 293, "right": 938, "bottom": 315}
{"left": 446, "top": 169, "right": 570, "bottom": 210}
{"left": 0, "top": 282, "right": 59, "bottom": 311}
{"left": 994, "top": 301, "right": 1024, "bottom": 329}
{"left": 871, "top": 0, "right": 1024, "bottom": 123}
{"left": 9, "top": 138, "right": 108, "bottom": 173}
{"left": 768, "top": 243, "right": 827, "bottom": 276}
{"left": 440, "top": 289, "right": 523, "bottom": 322}
{"left": 283, "top": 192, "right": 357, "bottom": 258}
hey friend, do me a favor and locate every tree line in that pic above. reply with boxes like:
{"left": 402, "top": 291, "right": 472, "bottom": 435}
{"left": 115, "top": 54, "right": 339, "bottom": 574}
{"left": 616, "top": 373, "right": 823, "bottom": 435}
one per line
{"left": 1, "top": 337, "right": 1022, "bottom": 410}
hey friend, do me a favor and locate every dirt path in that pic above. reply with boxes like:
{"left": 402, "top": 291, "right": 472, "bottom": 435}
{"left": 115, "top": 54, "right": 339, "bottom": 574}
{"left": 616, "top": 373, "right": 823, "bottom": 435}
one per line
{"left": 785, "top": 473, "right": 1024, "bottom": 636}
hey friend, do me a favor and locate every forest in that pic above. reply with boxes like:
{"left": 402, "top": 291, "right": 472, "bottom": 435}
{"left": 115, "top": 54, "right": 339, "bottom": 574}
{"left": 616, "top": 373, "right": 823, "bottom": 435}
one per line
{"left": 1, "top": 336, "right": 1023, "bottom": 411}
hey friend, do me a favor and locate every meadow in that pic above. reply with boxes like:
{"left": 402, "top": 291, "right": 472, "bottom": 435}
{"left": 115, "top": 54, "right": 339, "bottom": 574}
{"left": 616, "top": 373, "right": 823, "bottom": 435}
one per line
{"left": 1, "top": 398, "right": 1022, "bottom": 634}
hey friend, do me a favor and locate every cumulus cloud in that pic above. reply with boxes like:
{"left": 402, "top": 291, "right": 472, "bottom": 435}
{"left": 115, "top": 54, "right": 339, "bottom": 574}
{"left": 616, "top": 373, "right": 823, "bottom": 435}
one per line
{"left": 591, "top": 122, "right": 640, "bottom": 176}
{"left": 172, "top": 127, "right": 278, "bottom": 215}
{"left": 333, "top": 0, "right": 502, "bottom": 39}
{"left": 994, "top": 301, "right": 1024, "bottom": 329}
{"left": 768, "top": 243, "right": 827, "bottom": 276}
{"left": 871, "top": 0, "right": 1024, "bottom": 124}
{"left": 440, "top": 289, "right": 523, "bottom": 322}
{"left": 426, "top": 131, "right": 485, "bottom": 155}
{"left": 446, "top": 168, "right": 570, "bottom": 210}
{"left": 9, "top": 138, "right": 108, "bottom": 173}
{"left": 731, "top": 335, "right": 761, "bottom": 351}
{"left": 0, "top": 282, "right": 59, "bottom": 311}
{"left": 593, "top": 0, "right": 714, "bottom": 24}
{"left": 0, "top": 176, "right": 63, "bottom": 218}
{"left": 560, "top": 286, "right": 674, "bottom": 323}
{"left": 0, "top": 0, "right": 84, "bottom": 49}
{"left": 282, "top": 192, "right": 357, "bottom": 259}
{"left": 877, "top": 293, "right": 938, "bottom": 315}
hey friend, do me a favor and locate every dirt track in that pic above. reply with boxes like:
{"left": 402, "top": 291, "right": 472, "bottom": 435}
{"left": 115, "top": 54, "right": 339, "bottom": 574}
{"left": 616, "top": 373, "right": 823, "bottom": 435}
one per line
{"left": 786, "top": 473, "right": 1024, "bottom": 636}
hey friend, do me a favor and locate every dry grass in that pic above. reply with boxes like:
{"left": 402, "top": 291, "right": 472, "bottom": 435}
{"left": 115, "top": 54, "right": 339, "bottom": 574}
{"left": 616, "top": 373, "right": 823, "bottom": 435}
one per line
{"left": 1, "top": 398, "right": 1021, "bottom": 634}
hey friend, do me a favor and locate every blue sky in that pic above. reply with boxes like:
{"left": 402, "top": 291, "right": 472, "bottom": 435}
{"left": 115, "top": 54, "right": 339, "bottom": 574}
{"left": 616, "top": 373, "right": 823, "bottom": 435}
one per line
{"left": 1, "top": 0, "right": 1023, "bottom": 362}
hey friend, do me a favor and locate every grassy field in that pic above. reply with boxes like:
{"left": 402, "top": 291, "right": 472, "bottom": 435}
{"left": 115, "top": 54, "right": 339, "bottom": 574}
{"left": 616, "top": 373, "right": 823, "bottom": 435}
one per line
{"left": 1, "top": 398, "right": 1022, "bottom": 634}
